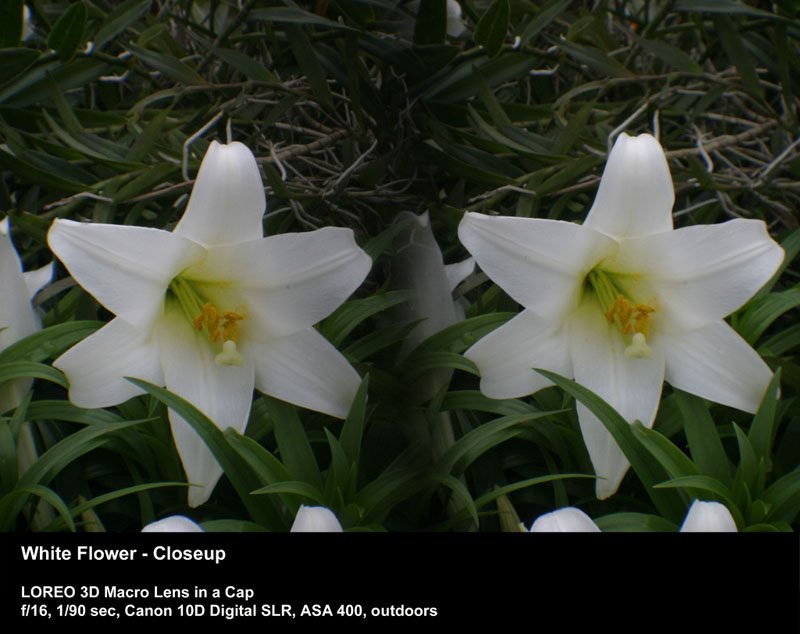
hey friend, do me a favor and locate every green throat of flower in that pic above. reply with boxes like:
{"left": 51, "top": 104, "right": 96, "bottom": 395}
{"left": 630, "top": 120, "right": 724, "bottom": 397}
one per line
{"left": 167, "top": 277, "right": 245, "bottom": 366}
{"left": 585, "top": 269, "right": 656, "bottom": 359}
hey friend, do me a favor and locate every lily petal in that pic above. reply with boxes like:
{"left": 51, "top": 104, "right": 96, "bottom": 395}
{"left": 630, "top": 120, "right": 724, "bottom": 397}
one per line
{"left": 53, "top": 318, "right": 164, "bottom": 408}
{"left": 465, "top": 310, "right": 572, "bottom": 399}
{"left": 0, "top": 219, "right": 40, "bottom": 348}
{"left": 23, "top": 262, "right": 53, "bottom": 301}
{"left": 445, "top": 257, "right": 475, "bottom": 293}
{"left": 458, "top": 212, "right": 617, "bottom": 320}
{"left": 608, "top": 219, "right": 785, "bottom": 331}
{"left": 529, "top": 507, "right": 601, "bottom": 532}
{"left": 290, "top": 505, "right": 343, "bottom": 532}
{"left": 182, "top": 227, "right": 372, "bottom": 339}
{"left": 584, "top": 133, "right": 674, "bottom": 239}
{"left": 251, "top": 328, "right": 360, "bottom": 420}
{"left": 568, "top": 297, "right": 665, "bottom": 499}
{"left": 393, "top": 211, "right": 467, "bottom": 352}
{"left": 680, "top": 500, "right": 737, "bottom": 532}
{"left": 142, "top": 515, "right": 204, "bottom": 532}
{"left": 175, "top": 141, "right": 266, "bottom": 247}
{"left": 0, "top": 219, "right": 51, "bottom": 413}
{"left": 157, "top": 300, "right": 255, "bottom": 507}
{"left": 663, "top": 320, "right": 773, "bottom": 414}
{"left": 47, "top": 220, "right": 204, "bottom": 326}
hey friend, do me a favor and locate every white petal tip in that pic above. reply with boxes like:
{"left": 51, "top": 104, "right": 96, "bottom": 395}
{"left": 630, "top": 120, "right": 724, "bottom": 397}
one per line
{"left": 680, "top": 500, "right": 738, "bottom": 532}
{"left": 290, "top": 505, "right": 343, "bottom": 532}
{"left": 529, "top": 507, "right": 601, "bottom": 532}
{"left": 142, "top": 515, "right": 204, "bottom": 532}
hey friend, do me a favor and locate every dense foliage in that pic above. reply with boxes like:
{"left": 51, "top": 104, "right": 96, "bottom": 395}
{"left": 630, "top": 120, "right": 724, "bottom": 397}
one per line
{"left": 1, "top": 0, "right": 799, "bottom": 532}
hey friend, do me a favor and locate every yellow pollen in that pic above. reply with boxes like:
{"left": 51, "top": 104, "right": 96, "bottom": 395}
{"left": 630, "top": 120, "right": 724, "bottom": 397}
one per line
{"left": 605, "top": 295, "right": 655, "bottom": 340}
{"left": 193, "top": 303, "right": 244, "bottom": 344}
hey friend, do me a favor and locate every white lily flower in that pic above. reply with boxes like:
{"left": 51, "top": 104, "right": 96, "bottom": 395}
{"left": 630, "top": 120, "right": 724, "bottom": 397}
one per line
{"left": 48, "top": 141, "right": 372, "bottom": 507}
{"left": 529, "top": 507, "right": 601, "bottom": 532}
{"left": 679, "top": 499, "right": 737, "bottom": 532}
{"left": 142, "top": 515, "right": 204, "bottom": 532}
{"left": 290, "top": 505, "right": 344, "bottom": 532}
{"left": 0, "top": 217, "right": 53, "bottom": 413}
{"left": 458, "top": 133, "right": 784, "bottom": 499}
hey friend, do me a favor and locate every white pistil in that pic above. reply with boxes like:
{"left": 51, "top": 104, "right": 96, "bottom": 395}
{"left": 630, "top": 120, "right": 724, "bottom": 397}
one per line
{"left": 215, "top": 340, "right": 244, "bottom": 366}
{"left": 624, "top": 332, "right": 653, "bottom": 359}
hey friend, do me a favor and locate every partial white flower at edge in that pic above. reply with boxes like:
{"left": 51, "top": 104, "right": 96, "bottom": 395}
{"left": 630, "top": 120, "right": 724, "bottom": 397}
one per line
{"left": 22, "top": 5, "right": 34, "bottom": 41}
{"left": 290, "top": 505, "right": 344, "bottom": 532}
{"left": 530, "top": 501, "right": 737, "bottom": 532}
{"left": 404, "top": 0, "right": 467, "bottom": 38}
{"left": 142, "top": 515, "right": 204, "bottom": 532}
{"left": 48, "top": 141, "right": 372, "bottom": 508}
{"left": 679, "top": 499, "right": 738, "bottom": 532}
{"left": 458, "top": 132, "right": 784, "bottom": 500}
{"left": 0, "top": 217, "right": 53, "bottom": 413}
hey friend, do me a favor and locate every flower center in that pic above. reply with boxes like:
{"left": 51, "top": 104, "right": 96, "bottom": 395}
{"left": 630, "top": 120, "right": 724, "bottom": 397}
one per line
{"left": 167, "top": 277, "right": 246, "bottom": 366}
{"left": 586, "top": 269, "right": 656, "bottom": 359}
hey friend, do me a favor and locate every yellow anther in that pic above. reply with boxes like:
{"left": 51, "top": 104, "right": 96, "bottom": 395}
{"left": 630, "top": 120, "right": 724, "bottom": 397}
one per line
{"left": 633, "top": 304, "right": 654, "bottom": 338}
{"left": 192, "top": 303, "right": 218, "bottom": 333}
{"left": 221, "top": 311, "right": 244, "bottom": 343}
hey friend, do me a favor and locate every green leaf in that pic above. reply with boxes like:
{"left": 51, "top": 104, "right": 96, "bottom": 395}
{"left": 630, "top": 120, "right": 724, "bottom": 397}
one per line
{"left": 0, "top": 322, "right": 102, "bottom": 365}
{"left": 14, "top": 484, "right": 75, "bottom": 532}
{"left": 249, "top": 7, "right": 359, "bottom": 33}
{"left": 536, "top": 369, "right": 686, "bottom": 522}
{"left": 748, "top": 369, "right": 782, "bottom": 468}
{"left": 46, "top": 482, "right": 182, "bottom": 532}
{"left": 674, "top": 0, "right": 783, "bottom": 18}
{"left": 0, "top": 0, "right": 24, "bottom": 48}
{"left": 46, "top": 2, "right": 87, "bottom": 64}
{"left": 676, "top": 389, "right": 731, "bottom": 486}
{"left": 0, "top": 362, "right": 68, "bottom": 390}
{"left": 25, "top": 401, "right": 125, "bottom": 425}
{"left": 434, "top": 411, "right": 555, "bottom": 477}
{"left": 654, "top": 475, "right": 744, "bottom": 529}
{"left": 711, "top": 14, "right": 764, "bottom": 100}
{"left": 519, "top": 0, "right": 571, "bottom": 46}
{"left": 434, "top": 474, "right": 479, "bottom": 527}
{"left": 595, "top": 512, "right": 679, "bottom": 532}
{"left": 473, "top": 0, "right": 509, "bottom": 58}
{"left": 555, "top": 38, "right": 634, "bottom": 77}
{"left": 738, "top": 288, "right": 800, "bottom": 345}
{"left": 633, "top": 35, "right": 703, "bottom": 73}
{"left": 126, "top": 41, "right": 207, "bottom": 86}
{"left": 126, "top": 378, "right": 280, "bottom": 528}
{"left": 414, "top": 0, "right": 447, "bottom": 46}
{"left": 94, "top": 0, "right": 152, "bottom": 50}
{"left": 631, "top": 422, "right": 702, "bottom": 481}
{"left": 319, "top": 291, "right": 409, "bottom": 347}
{"left": 207, "top": 44, "right": 277, "bottom": 83}
{"left": 0, "top": 49, "right": 41, "bottom": 84}
{"left": 339, "top": 375, "right": 369, "bottom": 468}
{"left": 0, "top": 147, "right": 87, "bottom": 193}
{"left": 251, "top": 480, "right": 326, "bottom": 505}
{"left": 0, "top": 420, "right": 141, "bottom": 530}
{"left": 264, "top": 396, "right": 323, "bottom": 492}
{"left": 764, "top": 469, "right": 800, "bottom": 522}
{"left": 286, "top": 24, "right": 334, "bottom": 110}
{"left": 224, "top": 428, "right": 294, "bottom": 521}
{"left": 732, "top": 422, "right": 760, "bottom": 497}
